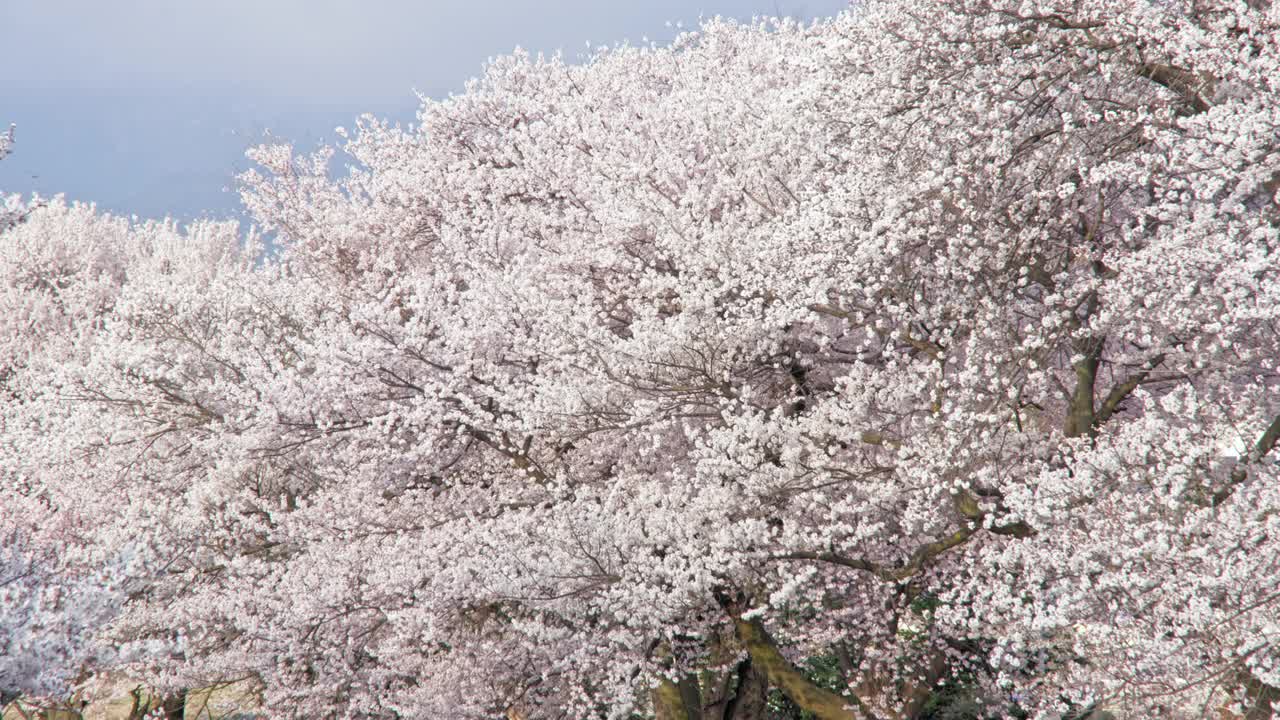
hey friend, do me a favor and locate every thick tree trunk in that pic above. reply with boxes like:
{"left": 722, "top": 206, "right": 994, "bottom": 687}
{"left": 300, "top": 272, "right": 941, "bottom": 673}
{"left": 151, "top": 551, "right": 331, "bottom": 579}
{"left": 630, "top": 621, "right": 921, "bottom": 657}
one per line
{"left": 653, "top": 674, "right": 702, "bottom": 720}
{"left": 1232, "top": 670, "right": 1279, "bottom": 720}
{"left": 160, "top": 690, "right": 186, "bottom": 720}
{"left": 721, "top": 659, "right": 769, "bottom": 720}
{"left": 704, "top": 658, "right": 769, "bottom": 720}
{"left": 733, "top": 618, "right": 865, "bottom": 720}
{"left": 1064, "top": 338, "right": 1101, "bottom": 438}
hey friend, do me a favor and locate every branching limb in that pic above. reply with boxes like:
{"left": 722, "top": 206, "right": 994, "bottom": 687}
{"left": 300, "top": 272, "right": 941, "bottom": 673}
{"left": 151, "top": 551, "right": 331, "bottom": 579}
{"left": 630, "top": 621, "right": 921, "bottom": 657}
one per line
{"left": 1093, "top": 353, "right": 1166, "bottom": 428}
{"left": 730, "top": 616, "right": 869, "bottom": 720}
{"left": 1215, "top": 412, "right": 1280, "bottom": 505}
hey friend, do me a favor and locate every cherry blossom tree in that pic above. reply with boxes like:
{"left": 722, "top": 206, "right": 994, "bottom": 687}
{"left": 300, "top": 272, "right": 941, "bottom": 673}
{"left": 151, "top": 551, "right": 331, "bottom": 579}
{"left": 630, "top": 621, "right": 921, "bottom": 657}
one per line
{"left": 0, "top": 125, "right": 13, "bottom": 168}
{"left": 1, "top": 125, "right": 33, "bottom": 234}
{"left": 5, "top": 1, "right": 1280, "bottom": 719}
{"left": 0, "top": 186, "right": 258, "bottom": 708}
{"left": 0, "top": 198, "right": 134, "bottom": 704}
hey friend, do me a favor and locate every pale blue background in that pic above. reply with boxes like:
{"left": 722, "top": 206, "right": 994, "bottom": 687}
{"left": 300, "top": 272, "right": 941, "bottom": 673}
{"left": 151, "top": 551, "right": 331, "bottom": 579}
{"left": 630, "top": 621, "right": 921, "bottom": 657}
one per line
{"left": 0, "top": 1, "right": 847, "bottom": 222}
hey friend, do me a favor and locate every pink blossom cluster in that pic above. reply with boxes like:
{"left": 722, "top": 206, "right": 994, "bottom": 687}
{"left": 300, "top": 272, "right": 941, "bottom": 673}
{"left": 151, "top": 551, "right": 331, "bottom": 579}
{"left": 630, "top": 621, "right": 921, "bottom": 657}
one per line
{"left": 4, "top": 1, "right": 1280, "bottom": 718}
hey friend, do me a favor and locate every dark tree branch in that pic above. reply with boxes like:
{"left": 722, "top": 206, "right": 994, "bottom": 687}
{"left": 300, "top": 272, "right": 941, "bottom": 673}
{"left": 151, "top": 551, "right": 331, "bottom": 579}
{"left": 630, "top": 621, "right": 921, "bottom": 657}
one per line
{"left": 1094, "top": 353, "right": 1166, "bottom": 428}
{"left": 1215, "top": 412, "right": 1280, "bottom": 505}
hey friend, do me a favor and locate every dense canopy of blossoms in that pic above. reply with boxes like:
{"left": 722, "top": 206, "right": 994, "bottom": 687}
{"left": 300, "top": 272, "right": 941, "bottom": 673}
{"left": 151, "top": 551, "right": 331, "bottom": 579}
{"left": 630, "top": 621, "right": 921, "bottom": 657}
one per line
{"left": 4, "top": 1, "right": 1280, "bottom": 718}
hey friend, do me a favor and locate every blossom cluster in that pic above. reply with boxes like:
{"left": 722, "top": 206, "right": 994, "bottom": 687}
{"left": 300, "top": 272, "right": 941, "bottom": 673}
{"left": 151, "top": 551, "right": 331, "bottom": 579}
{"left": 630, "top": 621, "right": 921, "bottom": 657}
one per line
{"left": 4, "top": 1, "right": 1280, "bottom": 718}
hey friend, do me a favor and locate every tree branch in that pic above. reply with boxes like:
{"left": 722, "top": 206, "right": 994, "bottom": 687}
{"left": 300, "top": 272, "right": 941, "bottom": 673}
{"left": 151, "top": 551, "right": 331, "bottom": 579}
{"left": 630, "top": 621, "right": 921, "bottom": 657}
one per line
{"left": 732, "top": 617, "right": 869, "bottom": 720}
{"left": 1215, "top": 412, "right": 1280, "bottom": 505}
{"left": 775, "top": 526, "right": 976, "bottom": 584}
{"left": 1093, "top": 353, "right": 1166, "bottom": 428}
{"left": 1136, "top": 63, "right": 1213, "bottom": 115}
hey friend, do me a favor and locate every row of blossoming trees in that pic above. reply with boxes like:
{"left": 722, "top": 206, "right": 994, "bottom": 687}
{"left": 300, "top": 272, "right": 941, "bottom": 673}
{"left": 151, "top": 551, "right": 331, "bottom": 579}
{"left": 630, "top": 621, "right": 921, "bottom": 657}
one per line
{"left": 4, "top": 1, "right": 1280, "bottom": 718}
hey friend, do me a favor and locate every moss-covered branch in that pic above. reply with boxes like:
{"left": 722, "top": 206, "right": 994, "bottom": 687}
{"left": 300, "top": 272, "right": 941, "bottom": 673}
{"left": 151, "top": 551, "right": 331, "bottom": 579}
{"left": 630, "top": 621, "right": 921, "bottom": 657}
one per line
{"left": 732, "top": 617, "right": 868, "bottom": 720}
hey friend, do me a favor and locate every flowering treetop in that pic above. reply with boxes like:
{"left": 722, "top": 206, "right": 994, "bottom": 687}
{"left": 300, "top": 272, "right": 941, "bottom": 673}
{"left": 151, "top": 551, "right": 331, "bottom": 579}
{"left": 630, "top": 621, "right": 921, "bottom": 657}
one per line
{"left": 4, "top": 1, "right": 1280, "bottom": 718}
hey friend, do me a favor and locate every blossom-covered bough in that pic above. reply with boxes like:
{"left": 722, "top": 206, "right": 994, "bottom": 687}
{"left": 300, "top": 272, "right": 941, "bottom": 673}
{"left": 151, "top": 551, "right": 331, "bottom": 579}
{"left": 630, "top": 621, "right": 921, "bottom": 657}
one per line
{"left": 4, "top": 1, "right": 1280, "bottom": 718}
{"left": 1, "top": 126, "right": 33, "bottom": 235}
